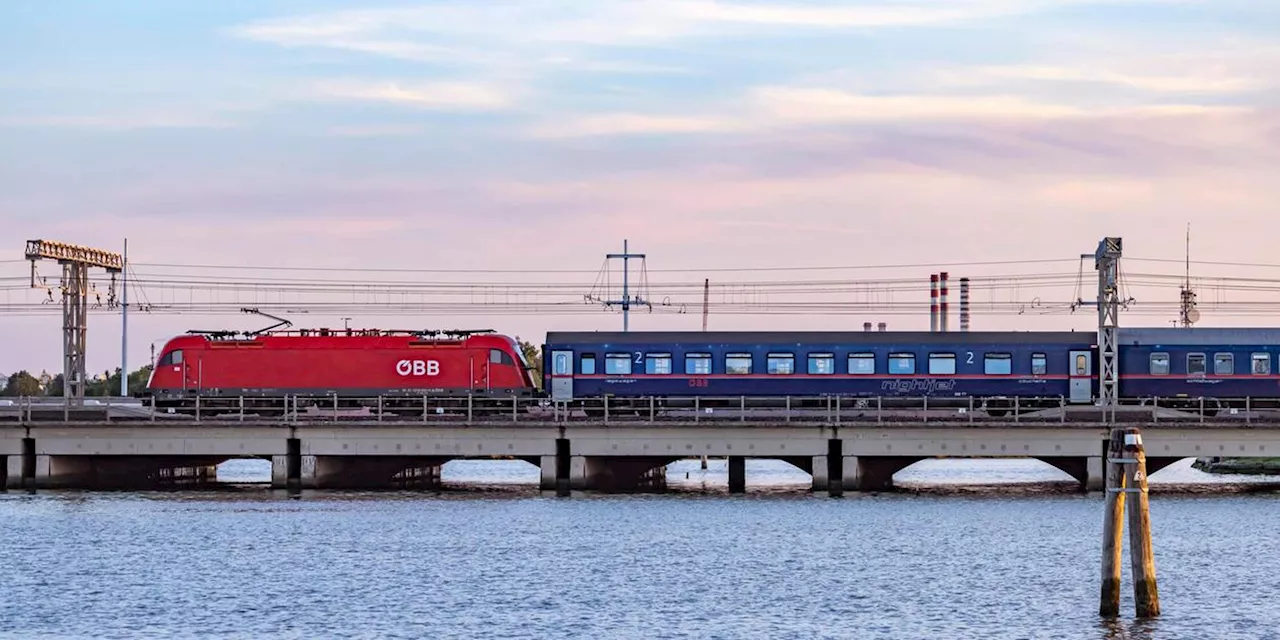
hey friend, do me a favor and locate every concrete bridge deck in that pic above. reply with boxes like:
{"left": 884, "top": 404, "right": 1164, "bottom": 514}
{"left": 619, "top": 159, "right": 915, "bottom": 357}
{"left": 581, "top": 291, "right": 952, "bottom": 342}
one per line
{"left": 5, "top": 415, "right": 1280, "bottom": 493}
{"left": 5, "top": 393, "right": 1279, "bottom": 425}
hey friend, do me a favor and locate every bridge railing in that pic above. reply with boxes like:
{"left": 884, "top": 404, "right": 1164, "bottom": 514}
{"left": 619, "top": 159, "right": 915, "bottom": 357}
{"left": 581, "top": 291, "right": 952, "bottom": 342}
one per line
{"left": 5, "top": 393, "right": 1280, "bottom": 425}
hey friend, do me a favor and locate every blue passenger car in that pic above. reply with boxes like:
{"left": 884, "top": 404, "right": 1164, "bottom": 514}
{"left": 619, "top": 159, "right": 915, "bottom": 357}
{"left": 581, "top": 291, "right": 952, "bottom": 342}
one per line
{"left": 1118, "top": 328, "right": 1280, "bottom": 404}
{"left": 542, "top": 331, "right": 1098, "bottom": 406}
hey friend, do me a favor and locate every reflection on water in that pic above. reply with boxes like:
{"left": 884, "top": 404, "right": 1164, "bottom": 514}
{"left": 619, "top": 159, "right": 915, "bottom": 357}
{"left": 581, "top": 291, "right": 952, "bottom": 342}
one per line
{"left": 216, "top": 455, "right": 1280, "bottom": 493}
{"left": 3, "top": 457, "right": 1278, "bottom": 639}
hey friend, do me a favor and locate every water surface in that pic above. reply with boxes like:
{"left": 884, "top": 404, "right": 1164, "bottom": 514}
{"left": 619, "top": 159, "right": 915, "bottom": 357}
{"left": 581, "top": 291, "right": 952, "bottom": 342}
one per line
{"left": 3, "top": 459, "right": 1278, "bottom": 639}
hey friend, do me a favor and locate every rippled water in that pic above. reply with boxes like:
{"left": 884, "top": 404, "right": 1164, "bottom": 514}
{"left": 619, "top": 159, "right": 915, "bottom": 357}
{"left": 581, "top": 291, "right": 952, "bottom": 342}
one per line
{"left": 3, "top": 460, "right": 1279, "bottom": 639}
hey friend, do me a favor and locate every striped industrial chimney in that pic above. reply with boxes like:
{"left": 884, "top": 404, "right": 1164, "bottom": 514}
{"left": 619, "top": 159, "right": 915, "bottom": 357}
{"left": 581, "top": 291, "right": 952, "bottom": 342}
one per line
{"left": 960, "top": 277, "right": 971, "bottom": 332}
{"left": 930, "top": 274, "right": 939, "bottom": 332}
{"left": 939, "top": 272, "right": 950, "bottom": 332}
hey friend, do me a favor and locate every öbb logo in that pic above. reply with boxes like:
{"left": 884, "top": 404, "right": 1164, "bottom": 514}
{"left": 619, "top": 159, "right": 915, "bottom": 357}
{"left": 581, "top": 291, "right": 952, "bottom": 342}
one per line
{"left": 396, "top": 359, "right": 441, "bottom": 376}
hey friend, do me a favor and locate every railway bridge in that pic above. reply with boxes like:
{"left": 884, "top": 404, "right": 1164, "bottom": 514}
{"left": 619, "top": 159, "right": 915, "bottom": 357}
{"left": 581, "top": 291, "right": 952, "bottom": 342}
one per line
{"left": 3, "top": 394, "right": 1279, "bottom": 493}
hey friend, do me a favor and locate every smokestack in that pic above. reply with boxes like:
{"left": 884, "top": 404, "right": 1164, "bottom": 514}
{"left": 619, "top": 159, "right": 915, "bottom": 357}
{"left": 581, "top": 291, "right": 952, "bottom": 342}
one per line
{"left": 960, "top": 277, "right": 970, "bottom": 332}
{"left": 930, "top": 274, "right": 939, "bottom": 332}
{"left": 878, "top": 322, "right": 887, "bottom": 332}
{"left": 939, "top": 272, "right": 950, "bottom": 332}
{"left": 864, "top": 322, "right": 873, "bottom": 332}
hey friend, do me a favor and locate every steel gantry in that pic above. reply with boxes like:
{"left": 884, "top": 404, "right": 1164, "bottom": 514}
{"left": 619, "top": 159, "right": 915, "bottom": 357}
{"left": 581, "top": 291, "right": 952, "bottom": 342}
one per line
{"left": 25, "top": 239, "right": 124, "bottom": 400}
{"left": 1094, "top": 237, "right": 1123, "bottom": 410}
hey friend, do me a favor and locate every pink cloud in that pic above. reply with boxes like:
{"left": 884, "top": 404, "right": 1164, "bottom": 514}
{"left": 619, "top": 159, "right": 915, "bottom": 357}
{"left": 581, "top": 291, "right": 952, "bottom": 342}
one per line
{"left": 4, "top": 107, "right": 1279, "bottom": 374}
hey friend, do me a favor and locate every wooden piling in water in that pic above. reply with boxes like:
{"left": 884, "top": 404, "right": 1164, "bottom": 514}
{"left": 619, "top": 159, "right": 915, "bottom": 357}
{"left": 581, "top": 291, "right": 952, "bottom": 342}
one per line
{"left": 1099, "top": 428, "right": 1125, "bottom": 617}
{"left": 1099, "top": 426, "right": 1160, "bottom": 618}
{"left": 1125, "top": 429, "right": 1160, "bottom": 617}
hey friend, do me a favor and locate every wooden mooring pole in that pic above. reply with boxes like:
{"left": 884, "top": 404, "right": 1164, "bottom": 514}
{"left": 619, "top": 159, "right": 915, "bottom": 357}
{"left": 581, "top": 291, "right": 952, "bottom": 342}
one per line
{"left": 1099, "top": 427, "right": 1160, "bottom": 618}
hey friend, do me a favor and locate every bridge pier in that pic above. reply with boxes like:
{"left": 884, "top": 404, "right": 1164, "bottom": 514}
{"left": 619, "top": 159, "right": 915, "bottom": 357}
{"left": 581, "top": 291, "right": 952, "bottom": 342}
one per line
{"left": 779, "top": 454, "right": 842, "bottom": 495}
{"left": 271, "top": 455, "right": 445, "bottom": 490}
{"left": 4, "top": 456, "right": 21, "bottom": 490}
{"left": 4, "top": 437, "right": 36, "bottom": 490}
{"left": 811, "top": 455, "right": 828, "bottom": 492}
{"left": 814, "top": 439, "right": 846, "bottom": 495}
{"left": 843, "top": 456, "right": 926, "bottom": 491}
{"left": 16, "top": 455, "right": 221, "bottom": 489}
{"left": 1043, "top": 456, "right": 1107, "bottom": 492}
{"left": 568, "top": 456, "right": 672, "bottom": 492}
{"left": 728, "top": 456, "right": 745, "bottom": 493}
{"left": 540, "top": 455, "right": 557, "bottom": 490}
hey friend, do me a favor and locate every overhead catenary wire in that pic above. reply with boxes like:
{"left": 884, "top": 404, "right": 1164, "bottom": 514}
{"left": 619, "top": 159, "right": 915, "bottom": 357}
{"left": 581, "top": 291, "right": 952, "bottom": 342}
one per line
{"left": 121, "top": 257, "right": 1083, "bottom": 274}
{"left": 5, "top": 254, "right": 1280, "bottom": 323}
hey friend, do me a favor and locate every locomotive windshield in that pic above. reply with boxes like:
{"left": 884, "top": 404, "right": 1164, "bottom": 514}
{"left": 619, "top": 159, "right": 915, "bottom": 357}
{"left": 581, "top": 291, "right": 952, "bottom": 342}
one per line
{"left": 507, "top": 337, "right": 532, "bottom": 370}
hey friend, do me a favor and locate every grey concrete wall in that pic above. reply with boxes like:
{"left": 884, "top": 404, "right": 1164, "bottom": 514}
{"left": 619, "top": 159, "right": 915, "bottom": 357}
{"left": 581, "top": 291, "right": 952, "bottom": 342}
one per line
{"left": 1139, "top": 430, "right": 1280, "bottom": 458}
{"left": 28, "top": 427, "right": 291, "bottom": 457}
{"left": 566, "top": 426, "right": 834, "bottom": 458}
{"left": 841, "top": 427, "right": 1106, "bottom": 457}
{"left": 298, "top": 427, "right": 560, "bottom": 457}
{"left": 0, "top": 428, "right": 25, "bottom": 456}
{"left": 8, "top": 421, "right": 1280, "bottom": 492}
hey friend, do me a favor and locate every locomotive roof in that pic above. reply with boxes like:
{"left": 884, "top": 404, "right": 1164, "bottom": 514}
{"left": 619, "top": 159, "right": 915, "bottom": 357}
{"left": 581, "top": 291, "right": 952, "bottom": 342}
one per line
{"left": 1118, "top": 327, "right": 1280, "bottom": 345}
{"left": 544, "top": 330, "right": 1092, "bottom": 345}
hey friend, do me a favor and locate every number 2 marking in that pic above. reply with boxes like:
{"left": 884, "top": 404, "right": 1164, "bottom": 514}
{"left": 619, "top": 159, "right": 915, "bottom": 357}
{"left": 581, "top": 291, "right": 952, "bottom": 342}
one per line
{"left": 634, "top": 351, "right": 643, "bottom": 365}
{"left": 966, "top": 351, "right": 974, "bottom": 365}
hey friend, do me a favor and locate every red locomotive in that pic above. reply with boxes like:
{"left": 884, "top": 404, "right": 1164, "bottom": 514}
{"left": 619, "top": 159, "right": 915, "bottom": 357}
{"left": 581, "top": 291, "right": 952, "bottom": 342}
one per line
{"left": 145, "top": 314, "right": 537, "bottom": 415}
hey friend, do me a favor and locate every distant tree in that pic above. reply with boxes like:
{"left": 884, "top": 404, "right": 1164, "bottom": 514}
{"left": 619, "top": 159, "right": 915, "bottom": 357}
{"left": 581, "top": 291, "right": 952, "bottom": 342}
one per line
{"left": 3, "top": 371, "right": 42, "bottom": 397}
{"left": 516, "top": 337, "right": 543, "bottom": 387}
{"left": 86, "top": 370, "right": 115, "bottom": 396}
{"left": 104, "top": 365, "right": 153, "bottom": 396}
{"left": 44, "top": 373, "right": 64, "bottom": 397}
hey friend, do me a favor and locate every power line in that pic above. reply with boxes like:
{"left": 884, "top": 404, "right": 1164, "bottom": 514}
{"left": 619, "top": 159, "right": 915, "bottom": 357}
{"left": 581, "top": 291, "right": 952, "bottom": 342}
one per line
{"left": 124, "top": 257, "right": 1083, "bottom": 274}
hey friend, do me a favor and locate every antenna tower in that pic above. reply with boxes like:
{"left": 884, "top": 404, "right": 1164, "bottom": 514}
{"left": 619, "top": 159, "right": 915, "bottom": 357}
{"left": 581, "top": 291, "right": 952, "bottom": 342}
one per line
{"left": 585, "top": 240, "right": 652, "bottom": 331}
{"left": 1179, "top": 223, "right": 1198, "bottom": 327}
{"left": 25, "top": 239, "right": 124, "bottom": 400}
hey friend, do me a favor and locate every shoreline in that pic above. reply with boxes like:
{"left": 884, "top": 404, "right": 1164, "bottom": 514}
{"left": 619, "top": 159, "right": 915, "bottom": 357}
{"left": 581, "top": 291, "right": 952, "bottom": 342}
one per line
{"left": 1193, "top": 457, "right": 1280, "bottom": 476}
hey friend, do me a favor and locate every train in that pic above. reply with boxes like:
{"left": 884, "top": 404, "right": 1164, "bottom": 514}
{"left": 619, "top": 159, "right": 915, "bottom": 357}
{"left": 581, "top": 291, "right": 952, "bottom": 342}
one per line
{"left": 145, "top": 328, "right": 536, "bottom": 415}
{"left": 143, "top": 320, "right": 1280, "bottom": 415}
{"left": 542, "top": 327, "right": 1280, "bottom": 414}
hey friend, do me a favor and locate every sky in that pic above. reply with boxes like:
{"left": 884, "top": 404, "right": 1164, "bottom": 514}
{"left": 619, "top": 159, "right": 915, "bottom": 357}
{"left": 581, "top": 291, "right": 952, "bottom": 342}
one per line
{"left": 1, "top": 0, "right": 1279, "bottom": 376}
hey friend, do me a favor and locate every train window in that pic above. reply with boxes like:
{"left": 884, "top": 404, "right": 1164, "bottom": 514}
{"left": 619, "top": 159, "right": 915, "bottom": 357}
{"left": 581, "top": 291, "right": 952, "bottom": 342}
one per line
{"left": 581, "top": 354, "right": 596, "bottom": 375}
{"left": 928, "top": 353, "right": 956, "bottom": 375}
{"left": 1149, "top": 353, "right": 1170, "bottom": 375}
{"left": 808, "top": 353, "right": 835, "bottom": 375}
{"left": 645, "top": 353, "right": 673, "bottom": 375}
{"left": 767, "top": 353, "right": 795, "bottom": 375}
{"left": 490, "top": 349, "right": 515, "bottom": 365}
{"left": 1031, "top": 353, "right": 1047, "bottom": 376}
{"left": 1253, "top": 353, "right": 1270, "bottom": 375}
{"left": 685, "top": 353, "right": 712, "bottom": 375}
{"left": 158, "top": 350, "right": 183, "bottom": 366}
{"left": 1187, "top": 353, "right": 1206, "bottom": 376}
{"left": 849, "top": 353, "right": 876, "bottom": 375}
{"left": 984, "top": 353, "right": 1012, "bottom": 375}
{"left": 605, "top": 353, "right": 632, "bottom": 375}
{"left": 888, "top": 353, "right": 915, "bottom": 375}
{"left": 1214, "top": 353, "right": 1233, "bottom": 376}
{"left": 553, "top": 353, "right": 570, "bottom": 376}
{"left": 726, "top": 353, "right": 753, "bottom": 375}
